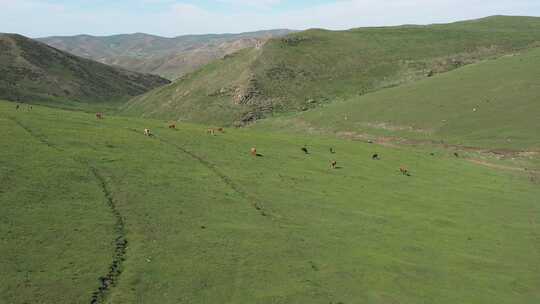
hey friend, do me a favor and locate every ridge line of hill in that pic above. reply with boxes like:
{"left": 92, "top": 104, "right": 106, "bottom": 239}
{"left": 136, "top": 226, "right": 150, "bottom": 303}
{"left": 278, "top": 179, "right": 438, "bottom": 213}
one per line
{"left": 38, "top": 29, "right": 296, "bottom": 40}
{"left": 37, "top": 29, "right": 295, "bottom": 80}
{"left": 0, "top": 33, "right": 170, "bottom": 108}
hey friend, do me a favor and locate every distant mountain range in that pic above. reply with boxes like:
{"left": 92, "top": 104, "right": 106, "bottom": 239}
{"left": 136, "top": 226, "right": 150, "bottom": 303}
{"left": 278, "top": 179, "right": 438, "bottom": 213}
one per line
{"left": 0, "top": 33, "right": 170, "bottom": 106}
{"left": 38, "top": 30, "right": 295, "bottom": 80}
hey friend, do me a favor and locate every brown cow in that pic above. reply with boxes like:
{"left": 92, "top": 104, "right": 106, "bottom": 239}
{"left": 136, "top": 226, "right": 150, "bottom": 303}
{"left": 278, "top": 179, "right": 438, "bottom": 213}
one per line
{"left": 168, "top": 123, "right": 176, "bottom": 129}
{"left": 400, "top": 166, "right": 410, "bottom": 176}
{"left": 96, "top": 112, "right": 103, "bottom": 119}
{"left": 330, "top": 160, "right": 337, "bottom": 169}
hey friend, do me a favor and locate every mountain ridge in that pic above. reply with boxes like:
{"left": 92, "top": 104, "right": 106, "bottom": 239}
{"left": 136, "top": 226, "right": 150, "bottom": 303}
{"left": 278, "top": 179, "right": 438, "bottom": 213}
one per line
{"left": 0, "top": 33, "right": 170, "bottom": 107}
{"left": 38, "top": 29, "right": 295, "bottom": 79}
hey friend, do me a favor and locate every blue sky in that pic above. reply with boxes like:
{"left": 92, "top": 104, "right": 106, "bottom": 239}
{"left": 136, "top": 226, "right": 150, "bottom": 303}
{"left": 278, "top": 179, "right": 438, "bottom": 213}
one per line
{"left": 1, "top": 0, "right": 540, "bottom": 37}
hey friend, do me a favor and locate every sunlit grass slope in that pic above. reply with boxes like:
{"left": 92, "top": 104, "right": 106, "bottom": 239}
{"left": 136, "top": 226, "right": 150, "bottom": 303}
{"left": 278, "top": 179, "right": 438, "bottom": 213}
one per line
{"left": 258, "top": 47, "right": 540, "bottom": 151}
{"left": 124, "top": 16, "right": 540, "bottom": 126}
{"left": 1, "top": 100, "right": 539, "bottom": 303}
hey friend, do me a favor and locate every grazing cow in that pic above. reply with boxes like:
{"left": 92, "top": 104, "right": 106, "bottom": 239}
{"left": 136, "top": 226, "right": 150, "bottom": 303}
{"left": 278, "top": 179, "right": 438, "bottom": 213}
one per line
{"left": 250, "top": 147, "right": 257, "bottom": 157}
{"left": 372, "top": 153, "right": 380, "bottom": 160}
{"left": 96, "top": 112, "right": 103, "bottom": 119}
{"left": 330, "top": 147, "right": 336, "bottom": 154}
{"left": 207, "top": 128, "right": 216, "bottom": 135}
{"left": 144, "top": 128, "right": 151, "bottom": 136}
{"left": 400, "top": 166, "right": 411, "bottom": 176}
{"left": 330, "top": 160, "right": 337, "bottom": 169}
{"left": 301, "top": 146, "right": 309, "bottom": 154}
{"left": 168, "top": 123, "right": 176, "bottom": 129}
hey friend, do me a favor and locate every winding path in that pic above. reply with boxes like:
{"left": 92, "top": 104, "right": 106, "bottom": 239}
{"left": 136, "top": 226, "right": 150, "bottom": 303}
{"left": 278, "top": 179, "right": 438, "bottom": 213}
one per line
{"left": 127, "top": 128, "right": 270, "bottom": 217}
{"left": 9, "top": 117, "right": 128, "bottom": 304}
{"left": 89, "top": 168, "right": 127, "bottom": 304}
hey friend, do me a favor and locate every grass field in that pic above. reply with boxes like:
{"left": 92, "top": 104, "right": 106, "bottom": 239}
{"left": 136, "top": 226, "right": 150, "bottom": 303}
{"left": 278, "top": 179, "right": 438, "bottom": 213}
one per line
{"left": 257, "top": 47, "right": 540, "bottom": 153}
{"left": 2, "top": 99, "right": 540, "bottom": 303}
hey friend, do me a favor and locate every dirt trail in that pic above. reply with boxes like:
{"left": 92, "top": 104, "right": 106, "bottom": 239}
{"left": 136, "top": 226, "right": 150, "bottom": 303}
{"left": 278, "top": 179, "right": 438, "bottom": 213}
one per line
{"left": 333, "top": 128, "right": 539, "bottom": 174}
{"left": 9, "top": 117, "right": 127, "bottom": 304}
{"left": 466, "top": 159, "right": 526, "bottom": 172}
{"left": 89, "top": 169, "right": 127, "bottom": 304}
{"left": 336, "top": 131, "right": 540, "bottom": 185}
{"left": 11, "top": 117, "right": 64, "bottom": 152}
{"left": 127, "top": 128, "right": 271, "bottom": 218}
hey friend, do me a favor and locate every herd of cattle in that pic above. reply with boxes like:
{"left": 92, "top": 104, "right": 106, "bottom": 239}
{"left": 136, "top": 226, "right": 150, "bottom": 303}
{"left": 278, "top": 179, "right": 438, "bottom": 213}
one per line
{"left": 16, "top": 105, "right": 414, "bottom": 176}
{"left": 122, "top": 114, "right": 414, "bottom": 176}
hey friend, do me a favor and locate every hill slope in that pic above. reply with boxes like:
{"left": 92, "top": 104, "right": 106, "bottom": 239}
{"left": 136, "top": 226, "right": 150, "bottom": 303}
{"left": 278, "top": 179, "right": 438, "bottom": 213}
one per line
{"left": 38, "top": 30, "right": 294, "bottom": 80}
{"left": 2, "top": 100, "right": 539, "bottom": 303}
{"left": 123, "top": 16, "right": 540, "bottom": 126}
{"left": 257, "top": 46, "right": 540, "bottom": 151}
{"left": 0, "top": 33, "right": 170, "bottom": 107}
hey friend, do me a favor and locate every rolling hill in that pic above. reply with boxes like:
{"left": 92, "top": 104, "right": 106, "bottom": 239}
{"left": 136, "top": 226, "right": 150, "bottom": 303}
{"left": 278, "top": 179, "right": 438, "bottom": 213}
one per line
{"left": 38, "top": 30, "right": 294, "bottom": 80}
{"left": 2, "top": 99, "right": 539, "bottom": 303}
{"left": 122, "top": 16, "right": 540, "bottom": 126}
{"left": 0, "top": 33, "right": 170, "bottom": 108}
{"left": 257, "top": 46, "right": 540, "bottom": 151}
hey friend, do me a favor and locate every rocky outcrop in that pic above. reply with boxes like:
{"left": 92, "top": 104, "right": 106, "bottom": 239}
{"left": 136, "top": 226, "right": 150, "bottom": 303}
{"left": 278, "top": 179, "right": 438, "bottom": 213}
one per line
{"left": 232, "top": 76, "right": 261, "bottom": 105}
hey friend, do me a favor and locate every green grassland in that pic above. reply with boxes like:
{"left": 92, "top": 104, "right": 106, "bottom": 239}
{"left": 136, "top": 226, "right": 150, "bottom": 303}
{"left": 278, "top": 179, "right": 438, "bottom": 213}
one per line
{"left": 123, "top": 16, "right": 540, "bottom": 126}
{"left": 2, "top": 100, "right": 540, "bottom": 303}
{"left": 256, "top": 46, "right": 540, "bottom": 152}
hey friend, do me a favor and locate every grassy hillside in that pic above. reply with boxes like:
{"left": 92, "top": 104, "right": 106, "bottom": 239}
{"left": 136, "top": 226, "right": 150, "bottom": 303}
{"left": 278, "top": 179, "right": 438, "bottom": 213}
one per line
{"left": 257, "top": 46, "right": 540, "bottom": 151}
{"left": 2, "top": 99, "right": 540, "bottom": 303}
{"left": 38, "top": 30, "right": 294, "bottom": 80}
{"left": 0, "top": 33, "right": 170, "bottom": 109}
{"left": 122, "top": 47, "right": 262, "bottom": 126}
{"left": 123, "top": 16, "right": 540, "bottom": 126}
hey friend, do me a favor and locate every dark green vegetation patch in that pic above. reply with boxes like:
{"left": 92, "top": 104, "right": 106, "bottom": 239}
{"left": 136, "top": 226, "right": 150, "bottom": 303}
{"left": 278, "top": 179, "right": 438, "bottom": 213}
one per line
{"left": 0, "top": 34, "right": 170, "bottom": 109}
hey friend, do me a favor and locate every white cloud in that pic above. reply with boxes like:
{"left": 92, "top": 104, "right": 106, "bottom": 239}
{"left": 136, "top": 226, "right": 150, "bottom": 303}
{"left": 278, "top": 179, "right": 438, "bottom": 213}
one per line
{"left": 156, "top": 0, "right": 540, "bottom": 35}
{"left": 1, "top": 0, "right": 539, "bottom": 37}
{"left": 217, "top": 0, "right": 282, "bottom": 9}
